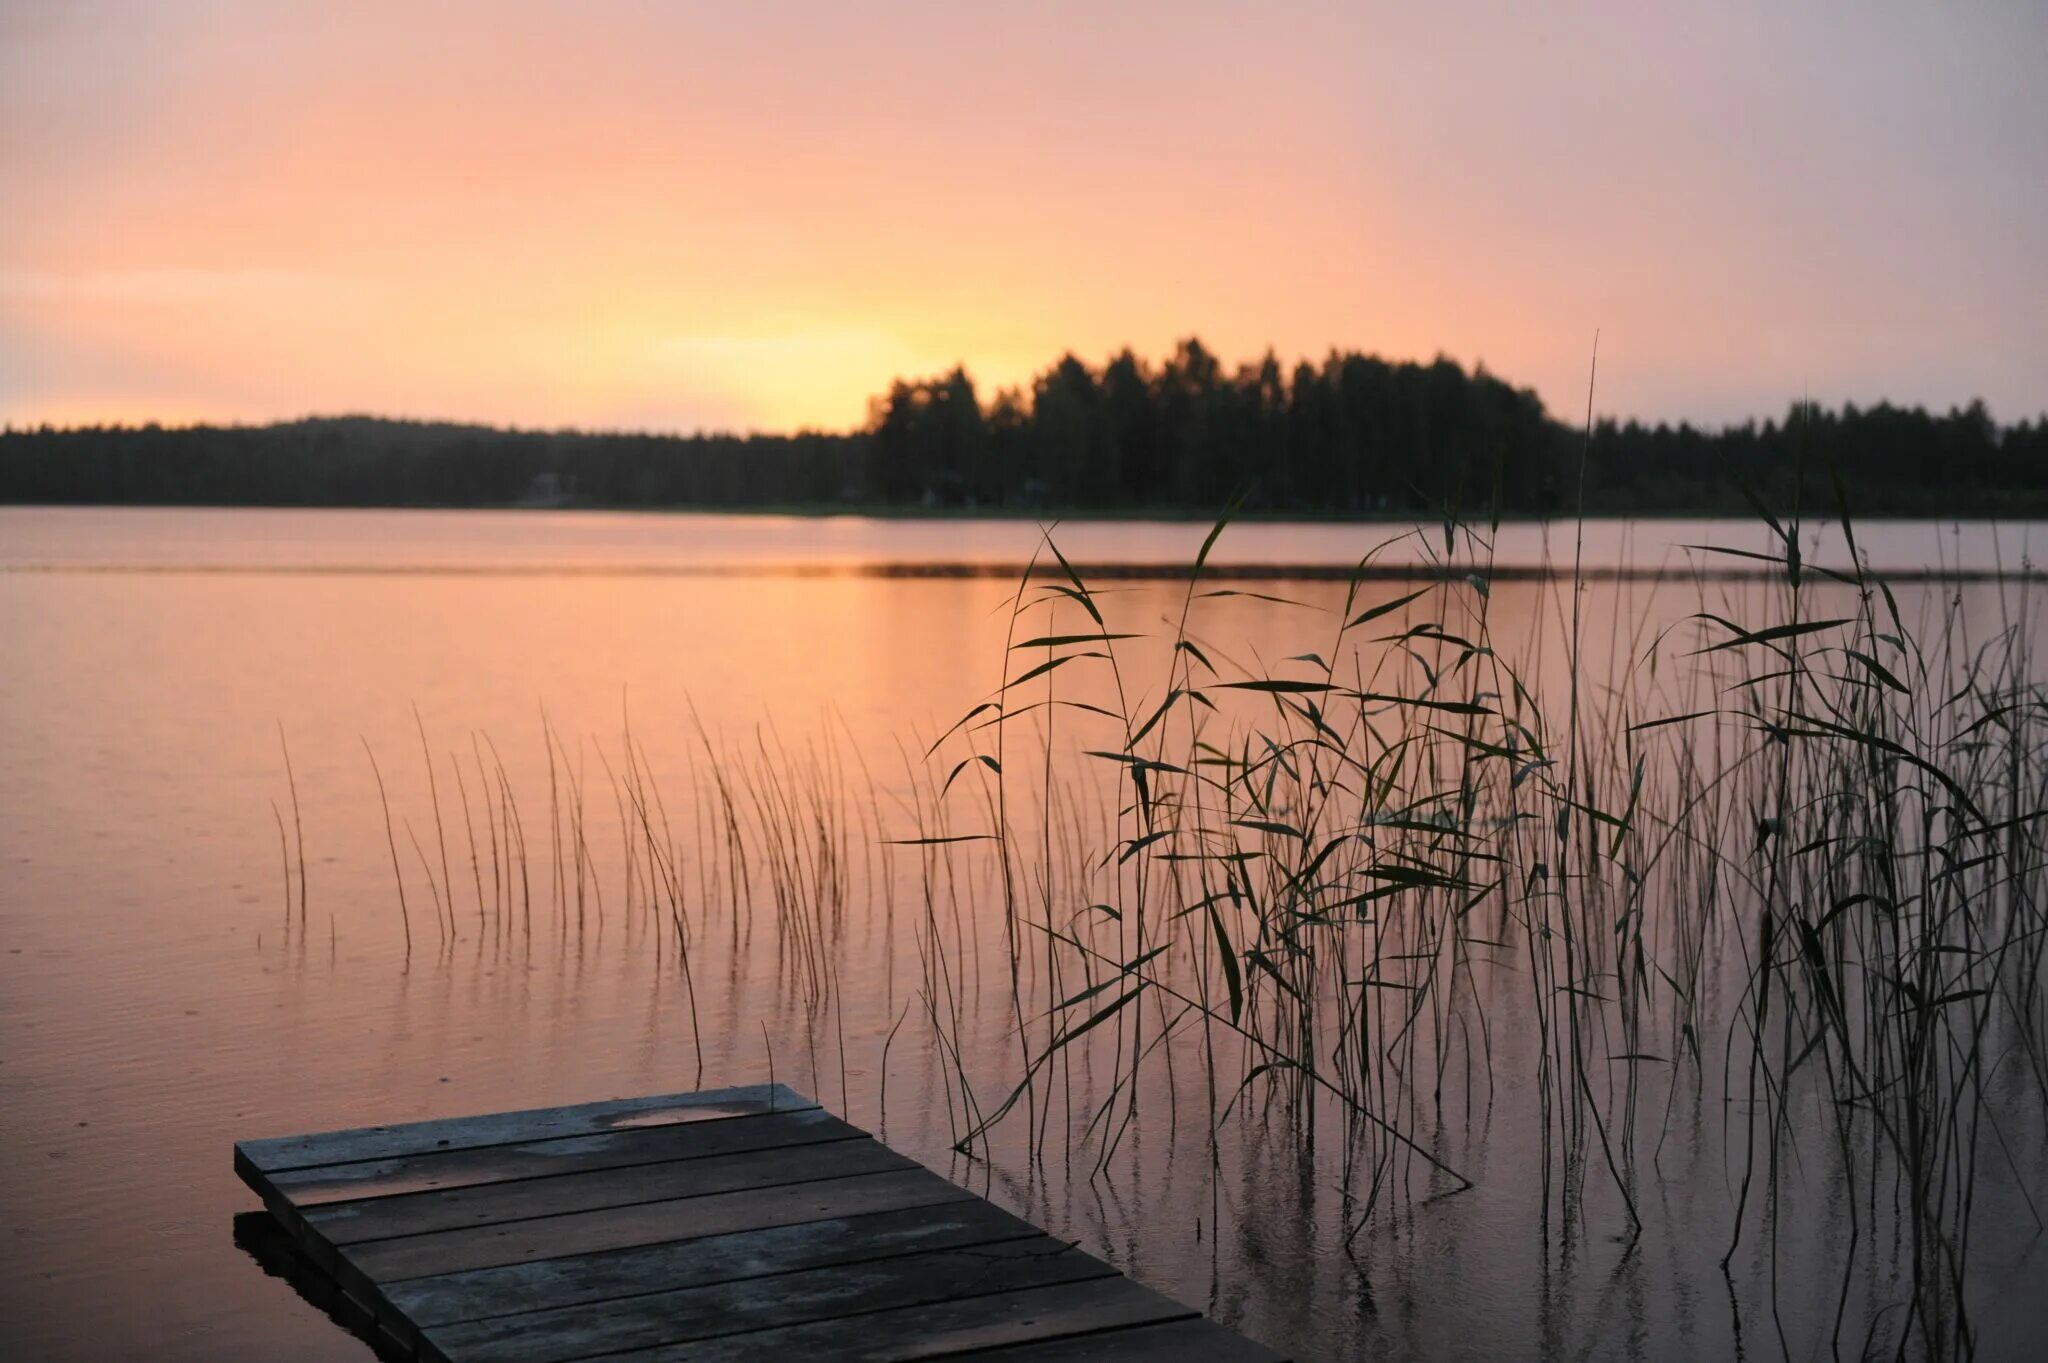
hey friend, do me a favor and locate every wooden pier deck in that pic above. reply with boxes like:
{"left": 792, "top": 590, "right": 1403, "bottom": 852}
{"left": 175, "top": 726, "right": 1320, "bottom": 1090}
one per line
{"left": 235, "top": 1083, "right": 1286, "bottom": 1362}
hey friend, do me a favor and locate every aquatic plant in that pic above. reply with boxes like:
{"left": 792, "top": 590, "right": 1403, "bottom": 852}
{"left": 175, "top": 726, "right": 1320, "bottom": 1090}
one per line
{"left": 917, "top": 496, "right": 2046, "bottom": 1359}
{"left": 291, "top": 502, "right": 2045, "bottom": 1359}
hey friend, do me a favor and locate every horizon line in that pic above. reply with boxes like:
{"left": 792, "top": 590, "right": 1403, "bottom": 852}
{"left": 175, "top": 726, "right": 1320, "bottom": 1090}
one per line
{"left": 7, "top": 336, "right": 2042, "bottom": 441}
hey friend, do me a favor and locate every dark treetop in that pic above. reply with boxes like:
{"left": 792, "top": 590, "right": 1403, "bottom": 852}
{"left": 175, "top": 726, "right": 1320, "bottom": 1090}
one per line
{"left": 6, "top": 340, "right": 2044, "bottom": 517}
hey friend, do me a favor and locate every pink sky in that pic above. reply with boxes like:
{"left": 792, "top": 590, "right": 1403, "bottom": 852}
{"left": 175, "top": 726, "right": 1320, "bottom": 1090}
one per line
{"left": 3, "top": 1, "right": 2042, "bottom": 432}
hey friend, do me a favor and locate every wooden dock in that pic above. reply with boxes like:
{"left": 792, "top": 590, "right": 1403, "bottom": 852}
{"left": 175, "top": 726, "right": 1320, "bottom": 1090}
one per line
{"left": 235, "top": 1083, "right": 1287, "bottom": 1362}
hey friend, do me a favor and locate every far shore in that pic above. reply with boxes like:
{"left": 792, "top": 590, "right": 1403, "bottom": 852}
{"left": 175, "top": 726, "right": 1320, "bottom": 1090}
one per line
{"left": 7, "top": 499, "right": 2048, "bottom": 523}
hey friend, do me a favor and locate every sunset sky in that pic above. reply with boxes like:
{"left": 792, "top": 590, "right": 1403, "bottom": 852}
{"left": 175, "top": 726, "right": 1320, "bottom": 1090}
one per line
{"left": 3, "top": 1, "right": 2042, "bottom": 434}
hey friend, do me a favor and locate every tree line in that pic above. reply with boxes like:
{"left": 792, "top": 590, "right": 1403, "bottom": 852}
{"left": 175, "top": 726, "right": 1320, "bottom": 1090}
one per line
{"left": 4, "top": 339, "right": 2043, "bottom": 516}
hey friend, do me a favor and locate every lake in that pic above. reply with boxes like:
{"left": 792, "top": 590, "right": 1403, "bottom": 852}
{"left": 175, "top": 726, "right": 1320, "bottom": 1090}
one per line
{"left": 2, "top": 506, "right": 2044, "bottom": 1360}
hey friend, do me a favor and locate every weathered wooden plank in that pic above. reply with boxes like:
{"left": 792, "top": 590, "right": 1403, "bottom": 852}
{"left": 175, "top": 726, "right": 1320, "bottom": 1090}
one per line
{"left": 237, "top": 1088, "right": 1285, "bottom": 1362}
{"left": 556, "top": 1275, "right": 1195, "bottom": 1363}
{"left": 385, "top": 1199, "right": 1045, "bottom": 1327}
{"left": 269, "top": 1107, "right": 861, "bottom": 1206}
{"left": 238, "top": 1083, "right": 814, "bottom": 1172}
{"left": 343, "top": 1166, "right": 976, "bottom": 1283}
{"left": 966, "top": 1318, "right": 1291, "bottom": 1361}
{"left": 309, "top": 1137, "right": 909, "bottom": 1245}
{"left": 420, "top": 1234, "right": 1116, "bottom": 1363}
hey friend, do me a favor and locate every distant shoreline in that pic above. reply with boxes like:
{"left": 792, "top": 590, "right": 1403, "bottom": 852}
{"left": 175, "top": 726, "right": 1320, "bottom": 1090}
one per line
{"left": 7, "top": 499, "right": 2047, "bottom": 524}
{"left": 8, "top": 366, "right": 2045, "bottom": 523}
{"left": 5, "top": 556, "right": 2040, "bottom": 585}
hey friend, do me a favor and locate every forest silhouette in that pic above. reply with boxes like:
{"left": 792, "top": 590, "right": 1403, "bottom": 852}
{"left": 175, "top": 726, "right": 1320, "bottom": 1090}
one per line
{"left": 4, "top": 339, "right": 2042, "bottom": 516}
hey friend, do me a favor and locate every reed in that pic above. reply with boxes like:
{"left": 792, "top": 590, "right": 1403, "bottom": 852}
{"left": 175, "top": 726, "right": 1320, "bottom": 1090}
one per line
{"left": 914, "top": 499, "right": 2045, "bottom": 1359}
{"left": 279, "top": 722, "right": 307, "bottom": 926}
{"left": 295, "top": 503, "right": 2044, "bottom": 1360}
{"left": 270, "top": 798, "right": 293, "bottom": 926}
{"left": 360, "top": 736, "right": 411, "bottom": 957}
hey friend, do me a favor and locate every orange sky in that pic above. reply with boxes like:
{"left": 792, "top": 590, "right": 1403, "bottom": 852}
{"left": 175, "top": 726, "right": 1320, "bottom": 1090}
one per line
{"left": 3, "top": 2, "right": 2043, "bottom": 432}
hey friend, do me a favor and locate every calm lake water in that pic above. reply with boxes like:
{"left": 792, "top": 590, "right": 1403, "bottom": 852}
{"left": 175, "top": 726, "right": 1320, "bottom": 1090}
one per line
{"left": 2, "top": 506, "right": 2044, "bottom": 1361}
